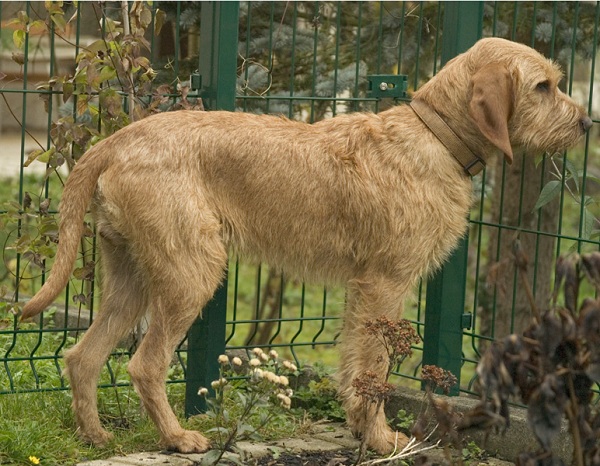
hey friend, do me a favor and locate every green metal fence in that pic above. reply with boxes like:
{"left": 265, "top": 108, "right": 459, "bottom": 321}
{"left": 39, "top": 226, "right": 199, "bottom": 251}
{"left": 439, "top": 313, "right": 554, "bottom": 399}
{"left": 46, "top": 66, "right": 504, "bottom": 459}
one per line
{"left": 1, "top": 1, "right": 599, "bottom": 416}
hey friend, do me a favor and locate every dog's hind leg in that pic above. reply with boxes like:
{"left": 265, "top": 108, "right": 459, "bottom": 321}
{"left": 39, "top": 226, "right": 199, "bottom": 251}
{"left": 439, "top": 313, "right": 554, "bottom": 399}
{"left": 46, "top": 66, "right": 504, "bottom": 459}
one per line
{"left": 126, "top": 230, "right": 227, "bottom": 453}
{"left": 338, "top": 276, "right": 413, "bottom": 454}
{"left": 63, "top": 238, "right": 148, "bottom": 446}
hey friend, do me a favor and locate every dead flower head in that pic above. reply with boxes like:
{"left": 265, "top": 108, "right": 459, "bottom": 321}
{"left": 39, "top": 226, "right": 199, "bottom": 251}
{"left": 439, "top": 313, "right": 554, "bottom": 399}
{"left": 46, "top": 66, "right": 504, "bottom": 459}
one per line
{"left": 365, "top": 316, "right": 421, "bottom": 361}
{"left": 352, "top": 370, "right": 395, "bottom": 403}
{"left": 422, "top": 365, "right": 458, "bottom": 395}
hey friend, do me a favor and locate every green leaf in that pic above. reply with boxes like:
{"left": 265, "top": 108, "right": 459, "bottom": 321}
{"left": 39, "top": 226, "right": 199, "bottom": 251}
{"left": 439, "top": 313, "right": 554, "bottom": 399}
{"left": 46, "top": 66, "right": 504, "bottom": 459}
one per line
{"left": 206, "top": 427, "right": 229, "bottom": 435}
{"left": 582, "top": 205, "right": 597, "bottom": 241}
{"left": 50, "top": 13, "right": 67, "bottom": 32}
{"left": 98, "top": 66, "right": 117, "bottom": 84}
{"left": 533, "top": 180, "right": 562, "bottom": 211}
{"left": 86, "top": 39, "right": 107, "bottom": 54}
{"left": 23, "top": 149, "right": 45, "bottom": 167}
{"left": 268, "top": 446, "right": 283, "bottom": 460}
{"left": 29, "top": 19, "right": 47, "bottom": 34}
{"left": 199, "top": 449, "right": 221, "bottom": 466}
{"left": 13, "top": 29, "right": 26, "bottom": 49}
{"left": 14, "top": 233, "right": 32, "bottom": 254}
{"left": 154, "top": 9, "right": 166, "bottom": 36}
{"left": 237, "top": 423, "right": 257, "bottom": 436}
{"left": 39, "top": 221, "right": 58, "bottom": 238}
{"left": 37, "top": 147, "right": 56, "bottom": 164}
{"left": 224, "top": 455, "right": 244, "bottom": 466}
{"left": 62, "top": 82, "right": 74, "bottom": 103}
{"left": 37, "top": 245, "right": 56, "bottom": 259}
{"left": 564, "top": 158, "right": 579, "bottom": 192}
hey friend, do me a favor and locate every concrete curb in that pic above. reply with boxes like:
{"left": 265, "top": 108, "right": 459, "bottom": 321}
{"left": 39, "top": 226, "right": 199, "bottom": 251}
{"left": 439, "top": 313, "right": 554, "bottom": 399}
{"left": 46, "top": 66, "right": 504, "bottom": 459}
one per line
{"left": 385, "top": 386, "right": 572, "bottom": 463}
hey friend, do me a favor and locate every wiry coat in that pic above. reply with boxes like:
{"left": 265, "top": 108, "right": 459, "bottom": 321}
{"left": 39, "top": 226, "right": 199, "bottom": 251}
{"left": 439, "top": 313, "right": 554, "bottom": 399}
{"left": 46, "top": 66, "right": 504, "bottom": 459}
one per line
{"left": 22, "top": 38, "right": 591, "bottom": 454}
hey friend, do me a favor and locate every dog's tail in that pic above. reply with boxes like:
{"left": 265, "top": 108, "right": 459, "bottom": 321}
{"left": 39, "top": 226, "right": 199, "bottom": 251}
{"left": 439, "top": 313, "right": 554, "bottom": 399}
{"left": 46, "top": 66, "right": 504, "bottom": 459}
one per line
{"left": 21, "top": 142, "right": 111, "bottom": 320}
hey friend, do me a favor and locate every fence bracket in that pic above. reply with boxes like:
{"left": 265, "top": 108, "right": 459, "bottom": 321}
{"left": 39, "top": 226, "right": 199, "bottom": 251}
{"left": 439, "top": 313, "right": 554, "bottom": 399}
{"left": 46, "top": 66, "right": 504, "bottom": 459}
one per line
{"left": 367, "top": 74, "right": 408, "bottom": 99}
{"left": 190, "top": 73, "right": 202, "bottom": 92}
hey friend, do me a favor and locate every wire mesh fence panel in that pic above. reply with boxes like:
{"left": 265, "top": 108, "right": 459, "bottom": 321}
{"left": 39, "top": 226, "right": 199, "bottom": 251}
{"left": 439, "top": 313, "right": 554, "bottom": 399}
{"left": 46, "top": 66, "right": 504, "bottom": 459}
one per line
{"left": 0, "top": 1, "right": 193, "bottom": 395}
{"left": 0, "top": 1, "right": 599, "bottom": 402}
{"left": 463, "top": 2, "right": 600, "bottom": 395}
{"left": 230, "top": 1, "right": 447, "bottom": 386}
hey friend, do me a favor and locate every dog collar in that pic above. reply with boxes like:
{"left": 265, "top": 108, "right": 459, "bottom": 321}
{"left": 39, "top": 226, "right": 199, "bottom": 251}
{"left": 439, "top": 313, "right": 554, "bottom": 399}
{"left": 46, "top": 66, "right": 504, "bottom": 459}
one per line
{"left": 410, "top": 99, "right": 485, "bottom": 177}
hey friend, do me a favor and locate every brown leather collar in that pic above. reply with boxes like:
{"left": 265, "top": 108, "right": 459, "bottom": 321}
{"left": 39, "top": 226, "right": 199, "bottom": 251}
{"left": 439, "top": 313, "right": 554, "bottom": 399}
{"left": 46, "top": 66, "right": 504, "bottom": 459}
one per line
{"left": 410, "top": 99, "right": 485, "bottom": 177}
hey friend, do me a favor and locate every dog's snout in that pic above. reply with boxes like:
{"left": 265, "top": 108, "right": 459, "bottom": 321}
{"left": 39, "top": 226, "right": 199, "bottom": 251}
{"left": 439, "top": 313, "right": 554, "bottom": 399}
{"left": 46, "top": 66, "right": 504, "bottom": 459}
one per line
{"left": 581, "top": 115, "right": 593, "bottom": 133}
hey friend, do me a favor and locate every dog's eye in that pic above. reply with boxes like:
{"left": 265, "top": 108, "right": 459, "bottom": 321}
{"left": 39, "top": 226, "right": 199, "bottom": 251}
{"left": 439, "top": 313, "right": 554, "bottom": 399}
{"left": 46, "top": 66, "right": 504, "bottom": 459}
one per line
{"left": 536, "top": 80, "right": 551, "bottom": 92}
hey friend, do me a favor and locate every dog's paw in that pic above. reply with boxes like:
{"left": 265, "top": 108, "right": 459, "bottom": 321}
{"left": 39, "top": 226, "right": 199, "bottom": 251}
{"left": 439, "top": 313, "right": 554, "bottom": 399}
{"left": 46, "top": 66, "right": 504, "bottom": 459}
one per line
{"left": 79, "top": 428, "right": 114, "bottom": 447}
{"left": 163, "top": 430, "right": 211, "bottom": 453}
{"left": 367, "top": 429, "right": 409, "bottom": 455}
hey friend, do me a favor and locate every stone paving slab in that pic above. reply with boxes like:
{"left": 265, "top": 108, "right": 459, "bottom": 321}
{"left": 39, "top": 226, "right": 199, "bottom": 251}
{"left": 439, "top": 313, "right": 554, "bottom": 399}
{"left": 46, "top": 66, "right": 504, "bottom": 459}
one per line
{"left": 77, "top": 451, "right": 194, "bottom": 466}
{"left": 76, "top": 421, "right": 517, "bottom": 466}
{"left": 77, "top": 424, "right": 358, "bottom": 466}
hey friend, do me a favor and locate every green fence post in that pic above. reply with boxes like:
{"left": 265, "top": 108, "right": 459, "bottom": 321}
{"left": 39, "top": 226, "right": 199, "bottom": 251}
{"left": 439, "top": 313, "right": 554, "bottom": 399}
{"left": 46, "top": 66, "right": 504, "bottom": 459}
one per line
{"left": 185, "top": 1, "right": 239, "bottom": 417}
{"left": 421, "top": 2, "right": 483, "bottom": 395}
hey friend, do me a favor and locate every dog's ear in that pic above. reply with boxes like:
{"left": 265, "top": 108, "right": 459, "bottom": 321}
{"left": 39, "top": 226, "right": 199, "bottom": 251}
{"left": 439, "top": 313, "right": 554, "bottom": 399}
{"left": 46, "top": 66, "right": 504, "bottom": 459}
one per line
{"left": 468, "top": 63, "right": 515, "bottom": 164}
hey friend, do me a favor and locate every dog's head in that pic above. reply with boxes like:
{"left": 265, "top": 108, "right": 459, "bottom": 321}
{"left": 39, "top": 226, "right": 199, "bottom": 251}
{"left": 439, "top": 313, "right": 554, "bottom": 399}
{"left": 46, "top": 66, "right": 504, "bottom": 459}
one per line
{"left": 416, "top": 37, "right": 592, "bottom": 164}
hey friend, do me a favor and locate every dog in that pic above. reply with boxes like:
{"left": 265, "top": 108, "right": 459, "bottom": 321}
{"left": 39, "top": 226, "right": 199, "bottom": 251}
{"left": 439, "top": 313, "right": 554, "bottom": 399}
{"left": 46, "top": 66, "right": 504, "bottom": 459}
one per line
{"left": 21, "top": 37, "right": 592, "bottom": 454}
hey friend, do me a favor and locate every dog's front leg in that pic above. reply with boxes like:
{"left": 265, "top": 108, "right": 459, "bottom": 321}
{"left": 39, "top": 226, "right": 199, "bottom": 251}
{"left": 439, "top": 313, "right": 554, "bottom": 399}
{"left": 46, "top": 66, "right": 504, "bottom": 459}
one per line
{"left": 337, "top": 276, "right": 412, "bottom": 454}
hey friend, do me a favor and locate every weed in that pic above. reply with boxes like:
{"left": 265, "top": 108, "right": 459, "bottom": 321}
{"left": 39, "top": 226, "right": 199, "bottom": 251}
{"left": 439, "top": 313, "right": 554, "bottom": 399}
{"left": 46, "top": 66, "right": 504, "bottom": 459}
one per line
{"left": 295, "top": 378, "right": 346, "bottom": 422}
{"left": 419, "top": 251, "right": 600, "bottom": 466}
{"left": 462, "top": 441, "right": 487, "bottom": 464}
{"left": 395, "top": 409, "right": 415, "bottom": 432}
{"left": 198, "top": 348, "right": 297, "bottom": 465}
{"left": 470, "top": 253, "right": 600, "bottom": 465}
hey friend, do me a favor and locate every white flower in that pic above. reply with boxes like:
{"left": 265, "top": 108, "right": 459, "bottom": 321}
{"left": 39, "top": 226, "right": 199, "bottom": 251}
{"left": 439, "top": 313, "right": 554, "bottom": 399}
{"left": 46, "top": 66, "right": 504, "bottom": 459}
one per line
{"left": 252, "top": 347, "right": 263, "bottom": 356}
{"left": 210, "top": 378, "right": 228, "bottom": 389}
{"left": 260, "top": 352, "right": 269, "bottom": 362}
{"left": 279, "top": 375, "right": 289, "bottom": 386}
{"left": 286, "top": 388, "right": 294, "bottom": 397}
{"left": 232, "top": 356, "right": 242, "bottom": 366}
{"left": 197, "top": 387, "right": 209, "bottom": 396}
{"left": 282, "top": 360, "right": 297, "bottom": 372}
{"left": 279, "top": 395, "right": 291, "bottom": 409}
{"left": 269, "top": 350, "right": 279, "bottom": 360}
{"left": 253, "top": 368, "right": 264, "bottom": 379}
{"left": 263, "top": 372, "right": 280, "bottom": 384}
{"left": 218, "top": 354, "right": 229, "bottom": 365}
{"left": 249, "top": 358, "right": 261, "bottom": 367}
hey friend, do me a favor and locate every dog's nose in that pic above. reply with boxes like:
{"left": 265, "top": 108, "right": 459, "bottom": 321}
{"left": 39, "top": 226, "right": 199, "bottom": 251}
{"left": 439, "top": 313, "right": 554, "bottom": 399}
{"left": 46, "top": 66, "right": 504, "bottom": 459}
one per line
{"left": 581, "top": 115, "right": 593, "bottom": 133}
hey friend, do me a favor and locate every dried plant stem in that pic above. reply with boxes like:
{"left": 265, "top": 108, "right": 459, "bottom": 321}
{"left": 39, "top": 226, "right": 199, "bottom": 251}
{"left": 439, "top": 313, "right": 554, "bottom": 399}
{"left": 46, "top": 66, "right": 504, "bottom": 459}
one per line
{"left": 517, "top": 260, "right": 541, "bottom": 324}
{"left": 565, "top": 375, "right": 584, "bottom": 466}
{"left": 359, "top": 426, "right": 441, "bottom": 465}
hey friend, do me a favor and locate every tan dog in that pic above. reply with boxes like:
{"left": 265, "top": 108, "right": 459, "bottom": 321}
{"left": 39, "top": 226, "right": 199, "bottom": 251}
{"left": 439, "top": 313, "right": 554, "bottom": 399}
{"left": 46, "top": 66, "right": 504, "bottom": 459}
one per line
{"left": 22, "top": 38, "right": 591, "bottom": 454}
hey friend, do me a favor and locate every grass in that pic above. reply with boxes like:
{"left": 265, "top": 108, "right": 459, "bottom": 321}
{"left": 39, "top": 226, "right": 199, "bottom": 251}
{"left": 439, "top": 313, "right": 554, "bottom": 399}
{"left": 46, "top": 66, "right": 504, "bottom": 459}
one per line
{"left": 0, "top": 385, "right": 189, "bottom": 466}
{"left": 1, "top": 367, "right": 307, "bottom": 465}
{"left": 0, "top": 377, "right": 304, "bottom": 465}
